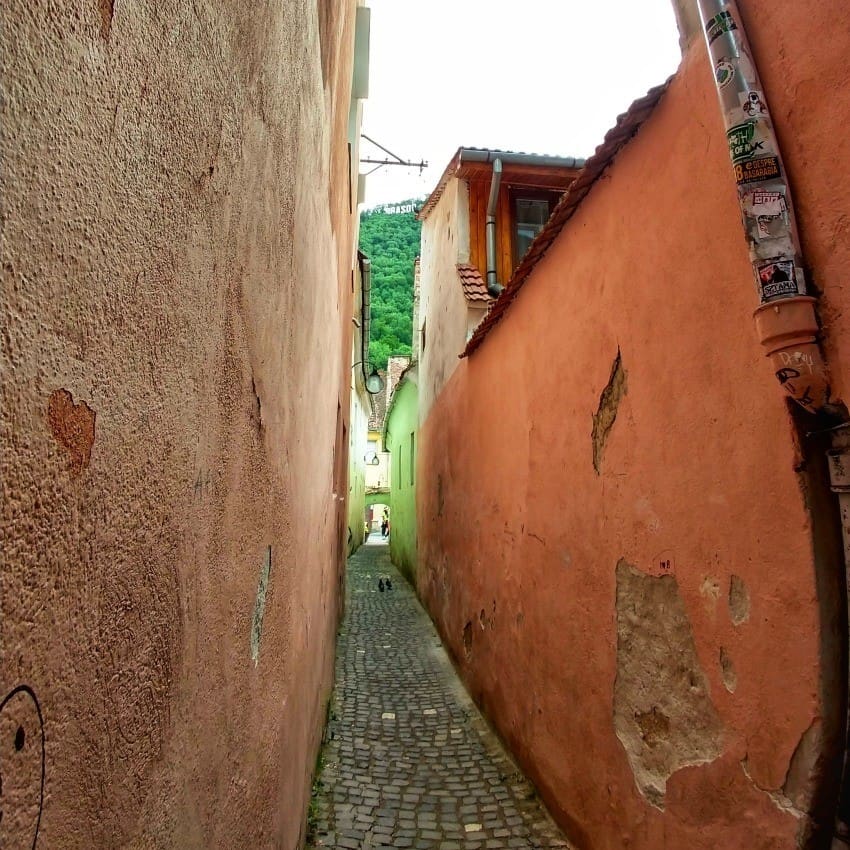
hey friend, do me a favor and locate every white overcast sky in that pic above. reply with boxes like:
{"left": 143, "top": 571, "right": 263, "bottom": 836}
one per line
{"left": 361, "top": 0, "right": 683, "bottom": 207}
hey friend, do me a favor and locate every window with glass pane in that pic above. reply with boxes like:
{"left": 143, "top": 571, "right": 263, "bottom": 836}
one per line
{"left": 514, "top": 197, "right": 551, "bottom": 263}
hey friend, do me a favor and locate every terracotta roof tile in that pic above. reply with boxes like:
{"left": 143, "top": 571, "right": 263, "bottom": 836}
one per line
{"left": 368, "top": 356, "right": 410, "bottom": 431}
{"left": 367, "top": 370, "right": 388, "bottom": 431}
{"left": 417, "top": 150, "right": 461, "bottom": 222}
{"left": 457, "top": 264, "right": 492, "bottom": 304}
{"left": 462, "top": 79, "right": 672, "bottom": 358}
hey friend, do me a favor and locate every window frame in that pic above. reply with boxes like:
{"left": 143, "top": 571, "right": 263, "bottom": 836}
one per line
{"left": 509, "top": 187, "right": 561, "bottom": 269}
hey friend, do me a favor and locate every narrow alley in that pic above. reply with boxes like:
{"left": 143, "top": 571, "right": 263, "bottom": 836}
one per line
{"left": 308, "top": 540, "right": 571, "bottom": 850}
{"left": 6, "top": 0, "right": 850, "bottom": 847}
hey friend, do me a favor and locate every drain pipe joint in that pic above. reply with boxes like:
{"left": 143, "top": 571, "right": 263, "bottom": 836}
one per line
{"left": 485, "top": 158, "right": 503, "bottom": 298}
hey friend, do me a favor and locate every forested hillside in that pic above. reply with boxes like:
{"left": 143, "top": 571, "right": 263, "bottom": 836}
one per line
{"left": 359, "top": 200, "right": 423, "bottom": 371}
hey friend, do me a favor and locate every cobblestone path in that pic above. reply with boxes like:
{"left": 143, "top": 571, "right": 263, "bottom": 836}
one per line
{"left": 308, "top": 539, "right": 571, "bottom": 849}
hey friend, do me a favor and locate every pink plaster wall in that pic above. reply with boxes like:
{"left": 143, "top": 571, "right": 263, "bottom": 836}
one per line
{"left": 2, "top": 1, "right": 358, "bottom": 847}
{"left": 417, "top": 4, "right": 850, "bottom": 847}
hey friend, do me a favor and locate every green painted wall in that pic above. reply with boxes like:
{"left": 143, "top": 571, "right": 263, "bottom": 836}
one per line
{"left": 347, "top": 459, "right": 366, "bottom": 555}
{"left": 385, "top": 375, "right": 418, "bottom": 582}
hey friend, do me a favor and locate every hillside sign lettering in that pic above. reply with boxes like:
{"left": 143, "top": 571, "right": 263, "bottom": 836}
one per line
{"left": 380, "top": 203, "right": 416, "bottom": 215}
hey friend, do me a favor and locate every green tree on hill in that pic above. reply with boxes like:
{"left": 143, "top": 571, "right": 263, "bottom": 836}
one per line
{"left": 359, "top": 199, "right": 423, "bottom": 371}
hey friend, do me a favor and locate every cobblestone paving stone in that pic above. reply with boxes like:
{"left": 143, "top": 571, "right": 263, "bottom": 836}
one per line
{"left": 308, "top": 539, "right": 572, "bottom": 850}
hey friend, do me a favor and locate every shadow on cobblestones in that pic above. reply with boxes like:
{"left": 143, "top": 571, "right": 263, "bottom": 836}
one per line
{"left": 307, "top": 539, "right": 572, "bottom": 849}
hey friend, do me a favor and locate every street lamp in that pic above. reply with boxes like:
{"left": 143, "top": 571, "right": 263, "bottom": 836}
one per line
{"left": 352, "top": 361, "right": 384, "bottom": 395}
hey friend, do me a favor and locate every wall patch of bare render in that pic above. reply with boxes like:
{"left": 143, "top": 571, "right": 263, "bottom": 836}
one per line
{"left": 592, "top": 349, "right": 627, "bottom": 474}
{"left": 251, "top": 546, "right": 273, "bottom": 666}
{"left": 613, "top": 560, "right": 723, "bottom": 809}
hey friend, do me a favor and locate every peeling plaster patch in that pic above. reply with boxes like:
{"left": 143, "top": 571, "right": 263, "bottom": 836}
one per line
{"left": 741, "top": 758, "right": 804, "bottom": 819}
{"left": 463, "top": 621, "right": 473, "bottom": 659}
{"left": 719, "top": 647, "right": 737, "bottom": 693}
{"left": 699, "top": 576, "right": 721, "bottom": 613}
{"left": 250, "top": 546, "right": 273, "bottom": 666}
{"left": 614, "top": 559, "right": 723, "bottom": 809}
{"left": 99, "top": 0, "right": 114, "bottom": 39}
{"left": 783, "top": 719, "right": 823, "bottom": 812}
{"left": 592, "top": 349, "right": 627, "bottom": 474}
{"left": 47, "top": 389, "right": 96, "bottom": 475}
{"left": 729, "top": 575, "right": 750, "bottom": 625}
{"left": 250, "top": 373, "right": 263, "bottom": 433}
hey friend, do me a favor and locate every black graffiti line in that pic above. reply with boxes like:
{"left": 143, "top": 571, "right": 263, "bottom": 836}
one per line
{"left": 776, "top": 368, "right": 801, "bottom": 384}
{"left": 0, "top": 685, "right": 45, "bottom": 850}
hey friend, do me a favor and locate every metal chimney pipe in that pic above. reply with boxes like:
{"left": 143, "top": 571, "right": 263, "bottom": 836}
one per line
{"left": 485, "top": 158, "right": 503, "bottom": 297}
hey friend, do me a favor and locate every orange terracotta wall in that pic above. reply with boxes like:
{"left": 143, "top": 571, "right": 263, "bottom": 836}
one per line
{"left": 2, "top": 1, "right": 358, "bottom": 847}
{"left": 417, "top": 3, "right": 850, "bottom": 848}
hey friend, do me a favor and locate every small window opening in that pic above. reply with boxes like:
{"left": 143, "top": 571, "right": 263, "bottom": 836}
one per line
{"left": 514, "top": 196, "right": 551, "bottom": 264}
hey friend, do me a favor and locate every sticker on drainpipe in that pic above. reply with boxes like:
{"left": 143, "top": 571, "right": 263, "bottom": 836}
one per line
{"left": 705, "top": 10, "right": 738, "bottom": 44}
{"left": 756, "top": 258, "right": 798, "bottom": 301}
{"left": 715, "top": 59, "right": 735, "bottom": 89}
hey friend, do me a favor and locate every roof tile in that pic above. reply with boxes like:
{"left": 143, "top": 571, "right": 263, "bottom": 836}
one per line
{"left": 462, "top": 79, "right": 672, "bottom": 358}
{"left": 457, "top": 264, "right": 492, "bottom": 304}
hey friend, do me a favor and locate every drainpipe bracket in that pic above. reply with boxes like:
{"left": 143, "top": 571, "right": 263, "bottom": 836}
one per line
{"left": 752, "top": 297, "right": 828, "bottom": 412}
{"left": 753, "top": 296, "right": 819, "bottom": 350}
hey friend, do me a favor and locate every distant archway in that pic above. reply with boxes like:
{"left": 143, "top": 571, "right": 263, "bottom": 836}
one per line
{"left": 365, "top": 489, "right": 391, "bottom": 508}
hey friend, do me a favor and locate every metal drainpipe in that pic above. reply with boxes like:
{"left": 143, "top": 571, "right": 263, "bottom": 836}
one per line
{"left": 360, "top": 255, "right": 372, "bottom": 386}
{"left": 829, "top": 433, "right": 850, "bottom": 846}
{"left": 697, "top": 0, "right": 827, "bottom": 414}
{"left": 485, "top": 158, "right": 503, "bottom": 297}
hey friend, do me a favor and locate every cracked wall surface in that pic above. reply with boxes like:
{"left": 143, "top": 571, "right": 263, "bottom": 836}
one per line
{"left": 592, "top": 349, "right": 626, "bottom": 474}
{"left": 738, "top": 719, "right": 826, "bottom": 845}
{"left": 728, "top": 574, "right": 750, "bottom": 625}
{"left": 614, "top": 561, "right": 723, "bottom": 808}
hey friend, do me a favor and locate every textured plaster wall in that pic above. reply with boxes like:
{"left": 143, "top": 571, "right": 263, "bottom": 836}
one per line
{"left": 347, "top": 261, "right": 369, "bottom": 555}
{"left": 1, "top": 1, "right": 358, "bottom": 847}
{"left": 348, "top": 379, "right": 370, "bottom": 554}
{"left": 418, "top": 179, "right": 472, "bottom": 421}
{"left": 386, "top": 375, "right": 418, "bottom": 583}
{"left": 416, "top": 6, "right": 850, "bottom": 847}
